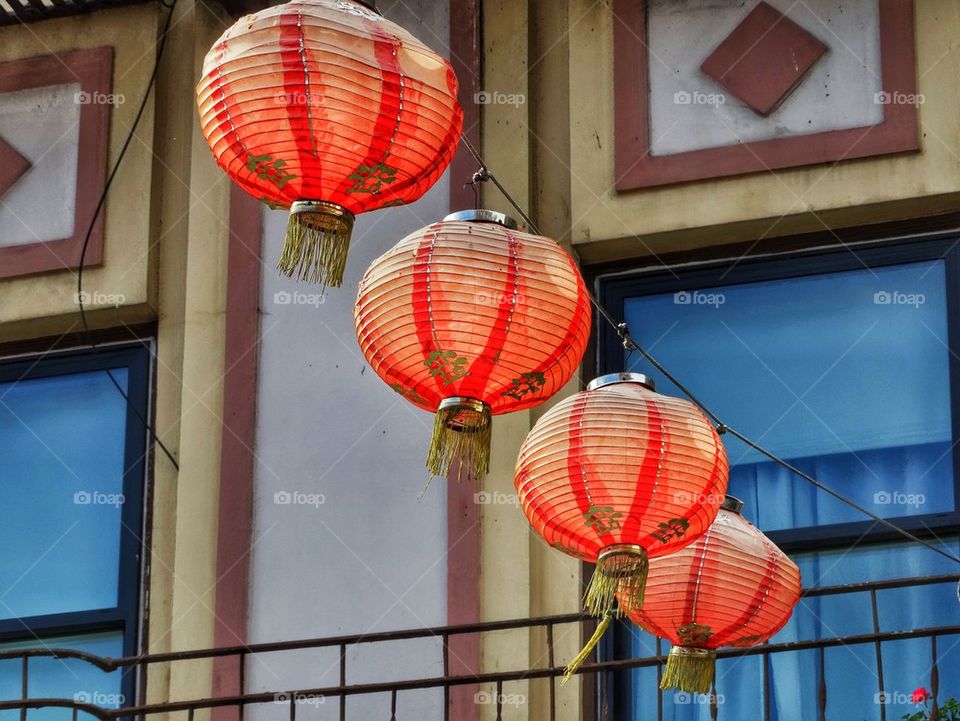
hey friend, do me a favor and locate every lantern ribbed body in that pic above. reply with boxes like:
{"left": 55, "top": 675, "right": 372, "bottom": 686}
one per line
{"left": 515, "top": 380, "right": 729, "bottom": 563}
{"left": 196, "top": 0, "right": 463, "bottom": 213}
{"left": 354, "top": 219, "right": 592, "bottom": 415}
{"left": 625, "top": 508, "right": 801, "bottom": 651}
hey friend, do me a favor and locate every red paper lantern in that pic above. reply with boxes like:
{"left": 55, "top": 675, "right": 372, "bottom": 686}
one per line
{"left": 354, "top": 210, "right": 591, "bottom": 481}
{"left": 513, "top": 372, "right": 729, "bottom": 677}
{"left": 197, "top": 0, "right": 463, "bottom": 287}
{"left": 622, "top": 496, "right": 801, "bottom": 693}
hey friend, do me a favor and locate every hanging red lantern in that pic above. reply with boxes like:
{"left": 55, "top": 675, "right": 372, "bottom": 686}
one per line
{"left": 622, "top": 496, "right": 801, "bottom": 694}
{"left": 354, "top": 210, "right": 591, "bottom": 481}
{"left": 513, "top": 372, "right": 729, "bottom": 677}
{"left": 197, "top": 0, "right": 463, "bottom": 287}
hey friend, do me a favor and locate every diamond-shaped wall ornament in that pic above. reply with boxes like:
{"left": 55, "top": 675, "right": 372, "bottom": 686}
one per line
{"left": 0, "top": 136, "right": 29, "bottom": 199}
{"left": 700, "top": 1, "right": 827, "bottom": 116}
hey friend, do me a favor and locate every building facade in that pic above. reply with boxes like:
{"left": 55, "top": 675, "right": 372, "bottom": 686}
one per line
{"left": 0, "top": 0, "right": 958, "bottom": 720}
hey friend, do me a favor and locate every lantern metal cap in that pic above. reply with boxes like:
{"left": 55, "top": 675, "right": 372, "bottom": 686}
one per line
{"left": 351, "top": 0, "right": 382, "bottom": 15}
{"left": 437, "top": 397, "right": 490, "bottom": 434}
{"left": 668, "top": 646, "right": 716, "bottom": 659}
{"left": 587, "top": 372, "right": 656, "bottom": 392}
{"left": 721, "top": 496, "right": 744, "bottom": 514}
{"left": 289, "top": 200, "right": 354, "bottom": 221}
{"left": 443, "top": 209, "right": 519, "bottom": 229}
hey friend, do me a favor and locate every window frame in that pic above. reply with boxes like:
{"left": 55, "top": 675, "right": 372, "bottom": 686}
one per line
{"left": 595, "top": 236, "right": 960, "bottom": 552}
{"left": 0, "top": 344, "right": 150, "bottom": 703}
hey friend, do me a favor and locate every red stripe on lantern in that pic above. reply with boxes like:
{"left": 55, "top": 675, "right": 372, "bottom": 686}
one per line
{"left": 197, "top": 0, "right": 464, "bottom": 286}
{"left": 355, "top": 214, "right": 591, "bottom": 480}
{"left": 623, "top": 504, "right": 801, "bottom": 693}
{"left": 516, "top": 377, "right": 729, "bottom": 563}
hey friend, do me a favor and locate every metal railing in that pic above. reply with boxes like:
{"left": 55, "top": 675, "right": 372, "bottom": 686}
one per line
{"left": 0, "top": 573, "right": 957, "bottom": 721}
{"left": 0, "top": 0, "right": 149, "bottom": 27}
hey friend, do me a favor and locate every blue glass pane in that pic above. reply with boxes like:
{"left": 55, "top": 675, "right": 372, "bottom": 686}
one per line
{"left": 0, "top": 369, "right": 128, "bottom": 618}
{"left": 0, "top": 632, "right": 123, "bottom": 721}
{"left": 622, "top": 260, "right": 953, "bottom": 531}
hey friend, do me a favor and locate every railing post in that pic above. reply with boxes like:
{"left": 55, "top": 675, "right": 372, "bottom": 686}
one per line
{"left": 442, "top": 633, "right": 450, "bottom": 721}
{"left": 871, "top": 589, "right": 886, "bottom": 721}
{"left": 19, "top": 656, "right": 27, "bottom": 721}
{"left": 339, "top": 643, "right": 347, "bottom": 721}
{"left": 656, "top": 637, "right": 663, "bottom": 721}
{"left": 817, "top": 647, "right": 826, "bottom": 721}
{"left": 238, "top": 652, "right": 246, "bottom": 721}
{"left": 931, "top": 635, "right": 940, "bottom": 721}
{"left": 546, "top": 622, "right": 556, "bottom": 721}
{"left": 762, "top": 652, "right": 771, "bottom": 721}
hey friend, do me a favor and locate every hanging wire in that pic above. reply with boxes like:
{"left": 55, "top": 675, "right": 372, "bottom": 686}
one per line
{"left": 458, "top": 133, "right": 960, "bottom": 567}
{"left": 75, "top": 0, "right": 180, "bottom": 471}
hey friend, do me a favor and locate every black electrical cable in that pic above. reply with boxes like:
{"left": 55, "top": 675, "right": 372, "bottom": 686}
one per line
{"left": 458, "top": 133, "right": 960, "bottom": 567}
{"left": 76, "top": 0, "right": 180, "bottom": 471}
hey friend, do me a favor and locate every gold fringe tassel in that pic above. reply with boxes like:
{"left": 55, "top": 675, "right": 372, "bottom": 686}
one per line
{"left": 561, "top": 547, "right": 649, "bottom": 684}
{"left": 585, "top": 545, "right": 649, "bottom": 618}
{"left": 278, "top": 202, "right": 354, "bottom": 287}
{"left": 562, "top": 613, "right": 612, "bottom": 683}
{"left": 426, "top": 398, "right": 492, "bottom": 481}
{"left": 660, "top": 647, "right": 716, "bottom": 694}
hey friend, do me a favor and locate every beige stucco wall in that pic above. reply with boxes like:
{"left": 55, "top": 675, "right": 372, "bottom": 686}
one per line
{"left": 144, "top": 1, "right": 234, "bottom": 714}
{"left": 0, "top": 1, "right": 235, "bottom": 711}
{"left": 567, "top": 0, "right": 960, "bottom": 263}
{"left": 0, "top": 3, "right": 161, "bottom": 341}
{"left": 480, "top": 1, "right": 586, "bottom": 719}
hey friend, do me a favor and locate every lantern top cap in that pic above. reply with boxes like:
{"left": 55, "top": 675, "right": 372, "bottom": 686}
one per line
{"left": 351, "top": 0, "right": 382, "bottom": 15}
{"left": 443, "top": 209, "right": 519, "bottom": 229}
{"left": 587, "top": 372, "right": 656, "bottom": 392}
{"left": 721, "top": 496, "right": 744, "bottom": 514}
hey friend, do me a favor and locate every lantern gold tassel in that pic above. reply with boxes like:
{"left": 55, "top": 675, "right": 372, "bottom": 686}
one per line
{"left": 562, "top": 611, "right": 613, "bottom": 683}
{"left": 279, "top": 201, "right": 355, "bottom": 287}
{"left": 585, "top": 544, "right": 649, "bottom": 618}
{"left": 660, "top": 647, "right": 716, "bottom": 694}
{"left": 427, "top": 397, "right": 492, "bottom": 481}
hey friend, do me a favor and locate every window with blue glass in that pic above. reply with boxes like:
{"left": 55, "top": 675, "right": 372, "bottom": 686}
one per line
{"left": 599, "top": 239, "right": 960, "bottom": 720}
{"left": 0, "top": 346, "right": 149, "bottom": 720}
